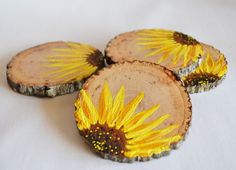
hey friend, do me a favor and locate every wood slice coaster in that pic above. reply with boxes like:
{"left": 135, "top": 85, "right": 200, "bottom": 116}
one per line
{"left": 182, "top": 43, "right": 228, "bottom": 93}
{"left": 74, "top": 61, "right": 192, "bottom": 162}
{"left": 105, "top": 29, "right": 203, "bottom": 77}
{"left": 6, "top": 41, "right": 104, "bottom": 97}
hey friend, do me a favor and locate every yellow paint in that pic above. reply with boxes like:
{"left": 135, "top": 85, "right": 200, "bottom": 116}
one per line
{"left": 44, "top": 42, "right": 98, "bottom": 83}
{"left": 74, "top": 82, "right": 182, "bottom": 158}
{"left": 137, "top": 29, "right": 203, "bottom": 67}
{"left": 195, "top": 53, "right": 227, "bottom": 77}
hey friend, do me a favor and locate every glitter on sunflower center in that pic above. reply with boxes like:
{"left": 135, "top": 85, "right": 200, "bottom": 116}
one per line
{"left": 80, "top": 123, "right": 126, "bottom": 156}
{"left": 173, "top": 32, "right": 198, "bottom": 45}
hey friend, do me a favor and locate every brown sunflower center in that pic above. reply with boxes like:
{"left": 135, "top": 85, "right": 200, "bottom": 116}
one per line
{"left": 86, "top": 50, "right": 104, "bottom": 68}
{"left": 80, "top": 123, "right": 126, "bottom": 157}
{"left": 184, "top": 73, "right": 220, "bottom": 87}
{"left": 173, "top": 32, "right": 198, "bottom": 45}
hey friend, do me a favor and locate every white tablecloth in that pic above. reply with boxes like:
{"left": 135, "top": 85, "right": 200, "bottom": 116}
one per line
{"left": 0, "top": 0, "right": 236, "bottom": 169}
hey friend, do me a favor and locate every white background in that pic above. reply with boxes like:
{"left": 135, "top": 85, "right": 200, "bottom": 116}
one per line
{"left": 0, "top": 0, "right": 236, "bottom": 170}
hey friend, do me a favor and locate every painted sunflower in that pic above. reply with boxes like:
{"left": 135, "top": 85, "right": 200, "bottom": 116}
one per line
{"left": 74, "top": 82, "right": 182, "bottom": 162}
{"left": 183, "top": 53, "right": 227, "bottom": 88}
{"left": 137, "top": 29, "right": 203, "bottom": 66}
{"left": 44, "top": 42, "right": 103, "bottom": 83}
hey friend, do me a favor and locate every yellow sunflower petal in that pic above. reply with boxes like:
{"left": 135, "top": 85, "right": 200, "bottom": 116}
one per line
{"left": 212, "top": 55, "right": 226, "bottom": 75}
{"left": 212, "top": 63, "right": 222, "bottom": 75}
{"left": 127, "top": 124, "right": 179, "bottom": 144}
{"left": 184, "top": 46, "right": 195, "bottom": 66}
{"left": 138, "top": 39, "right": 175, "bottom": 47}
{"left": 137, "top": 37, "right": 171, "bottom": 42}
{"left": 75, "top": 106, "right": 90, "bottom": 130}
{"left": 115, "top": 92, "right": 144, "bottom": 129}
{"left": 138, "top": 30, "right": 173, "bottom": 37}
{"left": 183, "top": 46, "right": 191, "bottom": 66}
{"left": 125, "top": 135, "right": 182, "bottom": 158}
{"left": 124, "top": 144, "right": 170, "bottom": 158}
{"left": 125, "top": 114, "right": 170, "bottom": 139}
{"left": 74, "top": 109, "right": 84, "bottom": 130}
{"left": 126, "top": 135, "right": 182, "bottom": 150}
{"left": 123, "top": 104, "right": 160, "bottom": 132}
{"left": 172, "top": 45, "right": 187, "bottom": 65}
{"left": 197, "top": 59, "right": 205, "bottom": 73}
{"left": 67, "top": 42, "right": 95, "bottom": 51}
{"left": 171, "top": 45, "right": 182, "bottom": 64}
{"left": 157, "top": 52, "right": 171, "bottom": 64}
{"left": 218, "top": 66, "right": 227, "bottom": 77}
{"left": 80, "top": 89, "right": 98, "bottom": 124}
{"left": 206, "top": 54, "right": 214, "bottom": 73}
{"left": 52, "top": 65, "right": 93, "bottom": 80}
{"left": 193, "top": 45, "right": 203, "bottom": 62}
{"left": 141, "top": 29, "right": 172, "bottom": 34}
{"left": 107, "top": 85, "right": 125, "bottom": 127}
{"left": 98, "top": 82, "right": 113, "bottom": 124}
{"left": 215, "top": 55, "right": 225, "bottom": 65}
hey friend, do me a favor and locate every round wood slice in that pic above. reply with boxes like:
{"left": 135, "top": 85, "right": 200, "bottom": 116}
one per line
{"left": 7, "top": 41, "right": 104, "bottom": 97}
{"left": 78, "top": 61, "right": 192, "bottom": 162}
{"left": 105, "top": 29, "right": 203, "bottom": 77}
{"left": 183, "top": 43, "right": 228, "bottom": 93}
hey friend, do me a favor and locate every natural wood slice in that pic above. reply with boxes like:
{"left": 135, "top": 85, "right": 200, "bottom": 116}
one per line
{"left": 7, "top": 41, "right": 104, "bottom": 97}
{"left": 182, "top": 43, "right": 228, "bottom": 93}
{"left": 76, "top": 61, "right": 192, "bottom": 162}
{"left": 105, "top": 29, "right": 203, "bottom": 77}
